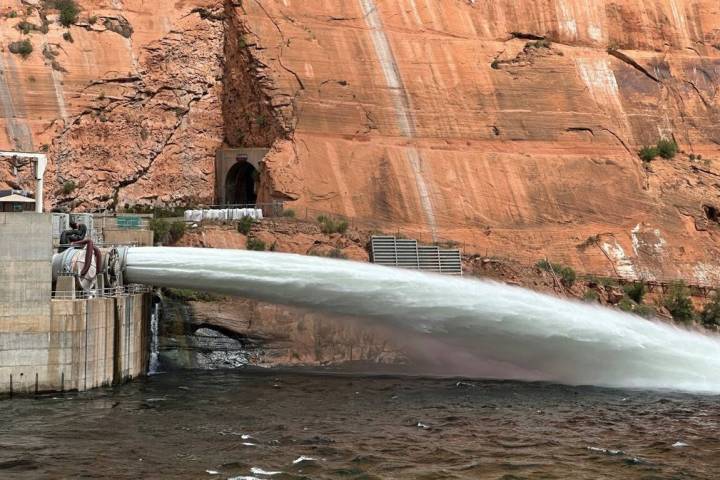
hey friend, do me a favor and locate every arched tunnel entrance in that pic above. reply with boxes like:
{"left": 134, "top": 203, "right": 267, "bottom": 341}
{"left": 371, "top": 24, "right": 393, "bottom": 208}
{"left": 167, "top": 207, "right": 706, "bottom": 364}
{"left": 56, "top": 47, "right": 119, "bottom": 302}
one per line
{"left": 225, "top": 161, "right": 257, "bottom": 205}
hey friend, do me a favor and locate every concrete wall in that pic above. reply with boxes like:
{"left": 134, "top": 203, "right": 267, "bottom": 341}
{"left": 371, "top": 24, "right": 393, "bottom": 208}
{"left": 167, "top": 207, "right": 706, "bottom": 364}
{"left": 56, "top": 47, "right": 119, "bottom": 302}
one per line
{"left": 1, "top": 293, "right": 149, "bottom": 395}
{"left": 1, "top": 213, "right": 150, "bottom": 395}
{"left": 103, "top": 229, "right": 154, "bottom": 247}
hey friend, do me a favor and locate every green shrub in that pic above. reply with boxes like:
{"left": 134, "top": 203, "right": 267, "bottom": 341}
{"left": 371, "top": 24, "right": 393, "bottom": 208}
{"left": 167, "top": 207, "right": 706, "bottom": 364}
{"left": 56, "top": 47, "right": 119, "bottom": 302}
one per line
{"left": 583, "top": 290, "right": 599, "bottom": 303}
{"left": 62, "top": 180, "right": 76, "bottom": 195}
{"left": 638, "top": 146, "right": 659, "bottom": 162}
{"left": 7, "top": 11, "right": 18, "bottom": 18}
{"left": 150, "top": 218, "right": 170, "bottom": 244}
{"left": 318, "top": 215, "right": 349, "bottom": 234}
{"left": 634, "top": 304, "right": 656, "bottom": 319}
{"left": 168, "top": 220, "right": 186, "bottom": 244}
{"left": 663, "top": 281, "right": 696, "bottom": 323}
{"left": 536, "top": 259, "right": 576, "bottom": 286}
{"left": 62, "top": 31, "right": 73, "bottom": 42}
{"left": 89, "top": 15, "right": 98, "bottom": 25}
{"left": 246, "top": 238, "right": 266, "bottom": 251}
{"left": 618, "top": 297, "right": 655, "bottom": 318}
{"left": 237, "top": 216, "right": 254, "bottom": 235}
{"left": 17, "top": 21, "right": 35, "bottom": 35}
{"left": 639, "top": 139, "right": 678, "bottom": 162}
{"left": 618, "top": 297, "right": 635, "bottom": 313}
{"left": 48, "top": 0, "right": 80, "bottom": 27}
{"left": 656, "top": 139, "right": 678, "bottom": 159}
{"left": 623, "top": 281, "right": 646, "bottom": 304}
{"left": 700, "top": 294, "right": 720, "bottom": 328}
{"left": 8, "top": 39, "right": 33, "bottom": 58}
{"left": 281, "top": 209, "right": 296, "bottom": 218}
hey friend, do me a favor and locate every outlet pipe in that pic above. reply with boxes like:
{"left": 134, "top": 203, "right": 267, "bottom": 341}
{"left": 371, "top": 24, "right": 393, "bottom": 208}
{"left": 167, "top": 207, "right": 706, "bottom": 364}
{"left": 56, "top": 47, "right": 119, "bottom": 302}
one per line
{"left": 0, "top": 151, "right": 47, "bottom": 213}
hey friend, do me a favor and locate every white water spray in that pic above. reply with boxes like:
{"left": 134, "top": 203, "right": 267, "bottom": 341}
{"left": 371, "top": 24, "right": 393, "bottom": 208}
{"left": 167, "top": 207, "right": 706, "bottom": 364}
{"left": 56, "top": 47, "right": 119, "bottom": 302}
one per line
{"left": 149, "top": 302, "right": 160, "bottom": 374}
{"left": 125, "top": 248, "right": 720, "bottom": 393}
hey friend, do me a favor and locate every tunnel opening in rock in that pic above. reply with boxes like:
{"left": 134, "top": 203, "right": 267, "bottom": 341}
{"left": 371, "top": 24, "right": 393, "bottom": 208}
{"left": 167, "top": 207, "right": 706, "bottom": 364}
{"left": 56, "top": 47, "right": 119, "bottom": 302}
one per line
{"left": 225, "top": 159, "right": 258, "bottom": 205}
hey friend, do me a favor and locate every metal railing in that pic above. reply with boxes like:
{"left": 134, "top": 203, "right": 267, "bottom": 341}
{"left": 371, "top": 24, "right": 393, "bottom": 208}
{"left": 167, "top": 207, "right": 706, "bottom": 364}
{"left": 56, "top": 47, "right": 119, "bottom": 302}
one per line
{"left": 52, "top": 284, "right": 151, "bottom": 300}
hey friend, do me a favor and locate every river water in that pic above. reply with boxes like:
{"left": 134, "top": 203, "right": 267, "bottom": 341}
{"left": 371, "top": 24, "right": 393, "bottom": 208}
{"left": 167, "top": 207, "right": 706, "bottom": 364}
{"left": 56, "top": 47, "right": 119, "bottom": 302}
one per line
{"left": 1, "top": 369, "right": 718, "bottom": 479}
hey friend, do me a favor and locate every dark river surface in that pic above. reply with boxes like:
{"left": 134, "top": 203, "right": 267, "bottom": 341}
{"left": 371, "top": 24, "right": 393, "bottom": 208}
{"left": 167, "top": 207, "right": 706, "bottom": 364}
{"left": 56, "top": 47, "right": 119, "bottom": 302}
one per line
{"left": 1, "top": 369, "right": 718, "bottom": 479}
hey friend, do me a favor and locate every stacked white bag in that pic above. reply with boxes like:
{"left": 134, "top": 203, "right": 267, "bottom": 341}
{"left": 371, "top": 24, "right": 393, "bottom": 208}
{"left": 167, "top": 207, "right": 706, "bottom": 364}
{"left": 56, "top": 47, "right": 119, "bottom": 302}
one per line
{"left": 182, "top": 208, "right": 264, "bottom": 222}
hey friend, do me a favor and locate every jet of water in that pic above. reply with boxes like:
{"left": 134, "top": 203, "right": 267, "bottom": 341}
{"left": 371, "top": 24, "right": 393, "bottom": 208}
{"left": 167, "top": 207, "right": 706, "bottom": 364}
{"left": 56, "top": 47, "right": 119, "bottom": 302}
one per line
{"left": 125, "top": 247, "right": 720, "bottom": 393}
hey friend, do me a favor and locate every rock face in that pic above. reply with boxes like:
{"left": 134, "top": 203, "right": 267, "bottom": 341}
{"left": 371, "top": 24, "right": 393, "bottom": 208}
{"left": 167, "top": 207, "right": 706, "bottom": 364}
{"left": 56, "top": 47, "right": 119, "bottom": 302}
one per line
{"left": 0, "top": 0, "right": 224, "bottom": 209}
{"left": 1, "top": 0, "right": 720, "bottom": 283}
{"left": 231, "top": 0, "right": 720, "bottom": 284}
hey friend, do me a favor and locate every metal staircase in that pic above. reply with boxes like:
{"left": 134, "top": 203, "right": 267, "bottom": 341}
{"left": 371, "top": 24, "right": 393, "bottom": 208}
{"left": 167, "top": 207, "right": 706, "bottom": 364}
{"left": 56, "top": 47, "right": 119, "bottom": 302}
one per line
{"left": 370, "top": 236, "right": 462, "bottom": 275}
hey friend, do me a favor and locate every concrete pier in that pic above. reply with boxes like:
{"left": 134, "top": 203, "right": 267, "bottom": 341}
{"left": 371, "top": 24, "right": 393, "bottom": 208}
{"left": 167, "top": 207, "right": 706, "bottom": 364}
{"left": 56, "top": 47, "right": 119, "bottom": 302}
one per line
{"left": 0, "top": 213, "right": 150, "bottom": 395}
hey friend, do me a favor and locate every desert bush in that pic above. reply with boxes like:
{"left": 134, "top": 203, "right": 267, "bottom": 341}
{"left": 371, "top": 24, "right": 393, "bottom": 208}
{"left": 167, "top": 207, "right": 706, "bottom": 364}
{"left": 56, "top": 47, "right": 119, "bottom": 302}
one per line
{"left": 237, "top": 216, "right": 254, "bottom": 235}
{"left": 246, "top": 238, "right": 266, "bottom": 251}
{"left": 150, "top": 218, "right": 186, "bottom": 245}
{"left": 46, "top": 0, "right": 80, "bottom": 27}
{"left": 663, "top": 281, "right": 696, "bottom": 323}
{"left": 638, "top": 146, "right": 659, "bottom": 162}
{"left": 318, "top": 215, "right": 349, "bottom": 234}
{"left": 281, "top": 209, "right": 296, "bottom": 218}
{"left": 536, "top": 259, "right": 576, "bottom": 286}
{"left": 700, "top": 294, "right": 720, "bottom": 328}
{"left": 149, "top": 218, "right": 170, "bottom": 244}
{"left": 639, "top": 139, "right": 678, "bottom": 162}
{"left": 623, "top": 281, "right": 646, "bottom": 304}
{"left": 583, "top": 290, "right": 599, "bottom": 303}
{"left": 8, "top": 39, "right": 33, "bottom": 58}
{"left": 618, "top": 297, "right": 635, "bottom": 313}
{"left": 62, "top": 180, "right": 76, "bottom": 195}
{"left": 168, "top": 220, "right": 186, "bottom": 244}
{"left": 656, "top": 138, "right": 678, "bottom": 159}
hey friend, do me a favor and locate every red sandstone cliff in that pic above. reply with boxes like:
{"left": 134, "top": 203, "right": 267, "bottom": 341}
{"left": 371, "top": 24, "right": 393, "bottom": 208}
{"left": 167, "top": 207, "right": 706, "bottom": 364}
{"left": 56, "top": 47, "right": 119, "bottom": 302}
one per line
{"left": 1, "top": 0, "right": 720, "bottom": 284}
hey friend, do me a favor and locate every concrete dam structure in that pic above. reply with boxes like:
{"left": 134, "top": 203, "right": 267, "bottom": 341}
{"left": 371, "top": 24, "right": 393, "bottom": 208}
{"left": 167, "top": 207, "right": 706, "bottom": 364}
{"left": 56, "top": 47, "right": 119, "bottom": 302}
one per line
{"left": 0, "top": 213, "right": 150, "bottom": 395}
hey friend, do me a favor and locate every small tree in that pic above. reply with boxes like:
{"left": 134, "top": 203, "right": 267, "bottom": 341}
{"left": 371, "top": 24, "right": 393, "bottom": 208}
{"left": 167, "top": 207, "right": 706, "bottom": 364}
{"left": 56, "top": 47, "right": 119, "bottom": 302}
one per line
{"left": 663, "top": 281, "right": 696, "bottom": 323}
{"left": 700, "top": 294, "right": 720, "bottom": 328}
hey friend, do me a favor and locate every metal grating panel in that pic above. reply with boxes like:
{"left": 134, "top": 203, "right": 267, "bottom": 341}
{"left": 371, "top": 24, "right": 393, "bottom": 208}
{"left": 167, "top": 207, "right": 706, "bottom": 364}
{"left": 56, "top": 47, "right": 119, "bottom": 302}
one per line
{"left": 371, "top": 236, "right": 462, "bottom": 275}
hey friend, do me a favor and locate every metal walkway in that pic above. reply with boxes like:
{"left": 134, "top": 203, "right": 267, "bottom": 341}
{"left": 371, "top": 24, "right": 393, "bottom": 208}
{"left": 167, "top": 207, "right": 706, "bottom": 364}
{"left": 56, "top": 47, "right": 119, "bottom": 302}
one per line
{"left": 370, "top": 236, "right": 462, "bottom": 275}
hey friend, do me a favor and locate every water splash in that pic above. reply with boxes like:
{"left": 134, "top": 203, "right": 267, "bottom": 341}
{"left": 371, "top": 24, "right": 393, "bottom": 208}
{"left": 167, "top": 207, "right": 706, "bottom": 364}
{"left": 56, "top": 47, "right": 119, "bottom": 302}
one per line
{"left": 125, "top": 248, "right": 720, "bottom": 393}
{"left": 149, "top": 302, "right": 160, "bottom": 374}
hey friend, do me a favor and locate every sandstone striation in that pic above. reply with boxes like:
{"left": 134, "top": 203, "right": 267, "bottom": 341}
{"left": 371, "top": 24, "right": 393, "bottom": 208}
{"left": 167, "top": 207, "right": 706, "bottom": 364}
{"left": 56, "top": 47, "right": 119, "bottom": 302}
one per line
{"left": 0, "top": 0, "right": 719, "bottom": 284}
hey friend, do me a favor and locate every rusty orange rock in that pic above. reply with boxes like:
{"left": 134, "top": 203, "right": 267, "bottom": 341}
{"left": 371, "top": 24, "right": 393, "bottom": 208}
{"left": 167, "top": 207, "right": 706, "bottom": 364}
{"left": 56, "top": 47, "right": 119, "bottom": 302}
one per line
{"left": 0, "top": 0, "right": 719, "bottom": 285}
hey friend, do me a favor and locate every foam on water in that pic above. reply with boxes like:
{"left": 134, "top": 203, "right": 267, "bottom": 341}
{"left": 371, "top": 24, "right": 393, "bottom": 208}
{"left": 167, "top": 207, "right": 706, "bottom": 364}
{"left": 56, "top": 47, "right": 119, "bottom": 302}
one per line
{"left": 125, "top": 247, "right": 720, "bottom": 393}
